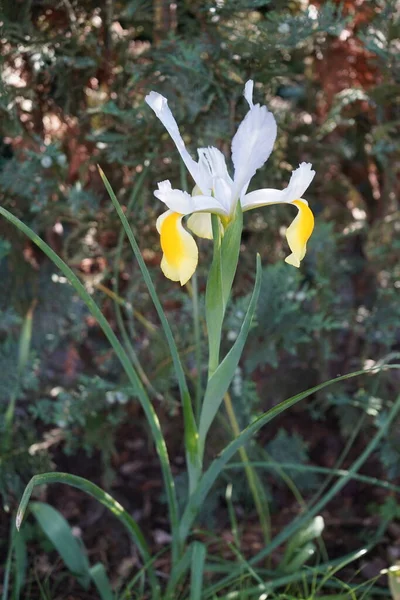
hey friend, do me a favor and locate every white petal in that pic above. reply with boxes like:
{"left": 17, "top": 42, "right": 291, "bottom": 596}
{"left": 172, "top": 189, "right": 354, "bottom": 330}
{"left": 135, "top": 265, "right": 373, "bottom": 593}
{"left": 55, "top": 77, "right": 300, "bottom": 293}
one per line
{"left": 241, "top": 188, "right": 283, "bottom": 211}
{"left": 244, "top": 80, "right": 254, "bottom": 108}
{"left": 280, "top": 163, "right": 315, "bottom": 203}
{"left": 197, "top": 147, "right": 232, "bottom": 184}
{"left": 154, "top": 180, "right": 228, "bottom": 215}
{"left": 145, "top": 91, "right": 209, "bottom": 192}
{"left": 231, "top": 104, "right": 277, "bottom": 201}
{"left": 187, "top": 212, "right": 213, "bottom": 239}
{"left": 242, "top": 163, "right": 316, "bottom": 210}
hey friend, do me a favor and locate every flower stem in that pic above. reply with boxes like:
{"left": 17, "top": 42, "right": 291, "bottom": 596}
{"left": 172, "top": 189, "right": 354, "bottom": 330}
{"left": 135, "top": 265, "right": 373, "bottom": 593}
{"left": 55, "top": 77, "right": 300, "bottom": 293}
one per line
{"left": 190, "top": 272, "right": 202, "bottom": 422}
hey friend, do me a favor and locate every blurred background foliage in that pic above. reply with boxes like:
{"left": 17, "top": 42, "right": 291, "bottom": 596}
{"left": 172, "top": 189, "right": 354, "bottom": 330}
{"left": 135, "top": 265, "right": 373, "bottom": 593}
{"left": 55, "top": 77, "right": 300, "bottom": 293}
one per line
{"left": 0, "top": 0, "right": 400, "bottom": 595}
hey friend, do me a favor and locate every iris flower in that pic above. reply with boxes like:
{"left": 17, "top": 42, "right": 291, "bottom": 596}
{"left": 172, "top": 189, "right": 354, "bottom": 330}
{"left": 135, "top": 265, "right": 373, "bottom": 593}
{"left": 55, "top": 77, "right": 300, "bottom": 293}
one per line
{"left": 145, "top": 81, "right": 315, "bottom": 285}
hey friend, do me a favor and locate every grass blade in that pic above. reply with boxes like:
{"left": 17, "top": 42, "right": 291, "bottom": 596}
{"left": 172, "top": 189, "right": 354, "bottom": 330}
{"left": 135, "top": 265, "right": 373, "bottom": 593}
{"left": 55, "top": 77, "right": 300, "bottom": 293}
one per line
{"left": 190, "top": 542, "right": 207, "bottom": 600}
{"left": 30, "top": 502, "right": 91, "bottom": 589}
{"left": 180, "top": 365, "right": 400, "bottom": 544}
{"left": 0, "top": 205, "right": 179, "bottom": 565}
{"left": 3, "top": 301, "right": 35, "bottom": 448}
{"left": 90, "top": 563, "right": 114, "bottom": 600}
{"left": 98, "top": 167, "right": 201, "bottom": 492}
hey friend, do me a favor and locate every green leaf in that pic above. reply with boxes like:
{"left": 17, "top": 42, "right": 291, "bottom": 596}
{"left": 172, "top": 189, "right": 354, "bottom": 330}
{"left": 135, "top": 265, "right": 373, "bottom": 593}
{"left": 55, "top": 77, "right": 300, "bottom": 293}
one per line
{"left": 206, "top": 206, "right": 243, "bottom": 376}
{"left": 13, "top": 526, "right": 27, "bottom": 599}
{"left": 90, "top": 563, "right": 114, "bottom": 600}
{"left": 180, "top": 366, "right": 400, "bottom": 545}
{"left": 199, "top": 254, "right": 261, "bottom": 449}
{"left": 0, "top": 205, "right": 178, "bottom": 566}
{"left": 4, "top": 301, "right": 36, "bottom": 447}
{"left": 190, "top": 542, "right": 206, "bottom": 600}
{"left": 16, "top": 472, "right": 159, "bottom": 595}
{"left": 98, "top": 167, "right": 201, "bottom": 495}
{"left": 30, "top": 502, "right": 91, "bottom": 589}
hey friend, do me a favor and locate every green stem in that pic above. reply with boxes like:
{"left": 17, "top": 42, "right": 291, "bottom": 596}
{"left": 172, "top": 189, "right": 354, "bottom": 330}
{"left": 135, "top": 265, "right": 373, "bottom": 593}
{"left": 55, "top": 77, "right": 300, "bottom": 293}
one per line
{"left": 0, "top": 206, "right": 180, "bottom": 565}
{"left": 191, "top": 273, "right": 202, "bottom": 422}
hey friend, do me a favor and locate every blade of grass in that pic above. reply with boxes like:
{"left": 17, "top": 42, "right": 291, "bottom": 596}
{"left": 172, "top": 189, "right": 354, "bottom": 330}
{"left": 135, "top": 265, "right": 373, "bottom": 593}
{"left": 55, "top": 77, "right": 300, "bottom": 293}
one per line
{"left": 223, "top": 391, "right": 271, "bottom": 552}
{"left": 2, "top": 519, "right": 14, "bottom": 600}
{"left": 98, "top": 167, "right": 201, "bottom": 493}
{"left": 225, "top": 461, "right": 400, "bottom": 494}
{"left": 190, "top": 542, "right": 207, "bottom": 600}
{"left": 13, "top": 522, "right": 27, "bottom": 600}
{"left": 16, "top": 472, "right": 159, "bottom": 595}
{"left": 249, "top": 391, "right": 400, "bottom": 567}
{"left": 201, "top": 383, "right": 400, "bottom": 594}
{"left": 30, "top": 502, "right": 91, "bottom": 589}
{"left": 179, "top": 365, "right": 399, "bottom": 544}
{"left": 3, "top": 301, "right": 36, "bottom": 449}
{"left": 204, "top": 545, "right": 370, "bottom": 598}
{"left": 111, "top": 166, "right": 161, "bottom": 401}
{"left": 90, "top": 563, "right": 114, "bottom": 600}
{"left": 0, "top": 205, "right": 179, "bottom": 566}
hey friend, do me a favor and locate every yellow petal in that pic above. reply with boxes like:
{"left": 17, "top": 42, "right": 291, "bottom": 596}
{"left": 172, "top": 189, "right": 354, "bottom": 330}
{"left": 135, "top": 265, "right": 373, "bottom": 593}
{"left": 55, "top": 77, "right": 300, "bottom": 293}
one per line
{"left": 187, "top": 212, "right": 213, "bottom": 239}
{"left": 157, "top": 211, "right": 198, "bottom": 285}
{"left": 284, "top": 199, "right": 314, "bottom": 268}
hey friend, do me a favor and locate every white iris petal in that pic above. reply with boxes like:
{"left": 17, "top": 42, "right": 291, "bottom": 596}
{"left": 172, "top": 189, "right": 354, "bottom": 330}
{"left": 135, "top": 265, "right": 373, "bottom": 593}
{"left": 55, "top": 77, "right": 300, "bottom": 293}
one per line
{"left": 154, "top": 180, "right": 228, "bottom": 215}
{"left": 231, "top": 102, "right": 277, "bottom": 202}
{"left": 145, "top": 91, "right": 211, "bottom": 194}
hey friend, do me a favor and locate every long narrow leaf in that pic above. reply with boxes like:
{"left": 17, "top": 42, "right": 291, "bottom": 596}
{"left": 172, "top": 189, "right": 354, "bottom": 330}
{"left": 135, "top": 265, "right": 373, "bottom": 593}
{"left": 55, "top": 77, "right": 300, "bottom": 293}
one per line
{"left": 0, "top": 205, "right": 179, "bottom": 566}
{"left": 98, "top": 168, "right": 201, "bottom": 492}
{"left": 16, "top": 473, "right": 148, "bottom": 565}
{"left": 190, "top": 542, "right": 207, "bottom": 600}
{"left": 13, "top": 524, "right": 27, "bottom": 600}
{"left": 206, "top": 206, "right": 243, "bottom": 375}
{"left": 90, "top": 563, "right": 115, "bottom": 600}
{"left": 180, "top": 365, "right": 400, "bottom": 543}
{"left": 199, "top": 254, "right": 261, "bottom": 448}
{"left": 30, "top": 502, "right": 91, "bottom": 589}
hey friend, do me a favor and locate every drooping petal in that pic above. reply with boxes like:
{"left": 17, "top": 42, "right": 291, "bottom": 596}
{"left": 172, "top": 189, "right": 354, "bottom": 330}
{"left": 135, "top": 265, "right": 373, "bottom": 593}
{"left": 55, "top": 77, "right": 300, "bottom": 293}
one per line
{"left": 145, "top": 91, "right": 210, "bottom": 193}
{"left": 187, "top": 212, "right": 213, "bottom": 239}
{"left": 284, "top": 200, "right": 314, "bottom": 268}
{"left": 242, "top": 162, "right": 316, "bottom": 210}
{"left": 156, "top": 210, "right": 198, "bottom": 285}
{"left": 154, "top": 180, "right": 228, "bottom": 215}
{"left": 231, "top": 99, "right": 277, "bottom": 201}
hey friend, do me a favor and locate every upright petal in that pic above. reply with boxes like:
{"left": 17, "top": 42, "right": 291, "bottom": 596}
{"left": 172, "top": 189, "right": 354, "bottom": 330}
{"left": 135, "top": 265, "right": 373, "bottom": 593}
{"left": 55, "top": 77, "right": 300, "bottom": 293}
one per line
{"left": 187, "top": 213, "right": 213, "bottom": 239}
{"left": 197, "top": 147, "right": 233, "bottom": 184}
{"left": 244, "top": 80, "right": 254, "bottom": 109}
{"left": 231, "top": 103, "right": 277, "bottom": 201}
{"left": 285, "top": 200, "right": 314, "bottom": 268}
{"left": 154, "top": 180, "right": 228, "bottom": 215}
{"left": 156, "top": 210, "right": 198, "bottom": 285}
{"left": 145, "top": 91, "right": 210, "bottom": 193}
